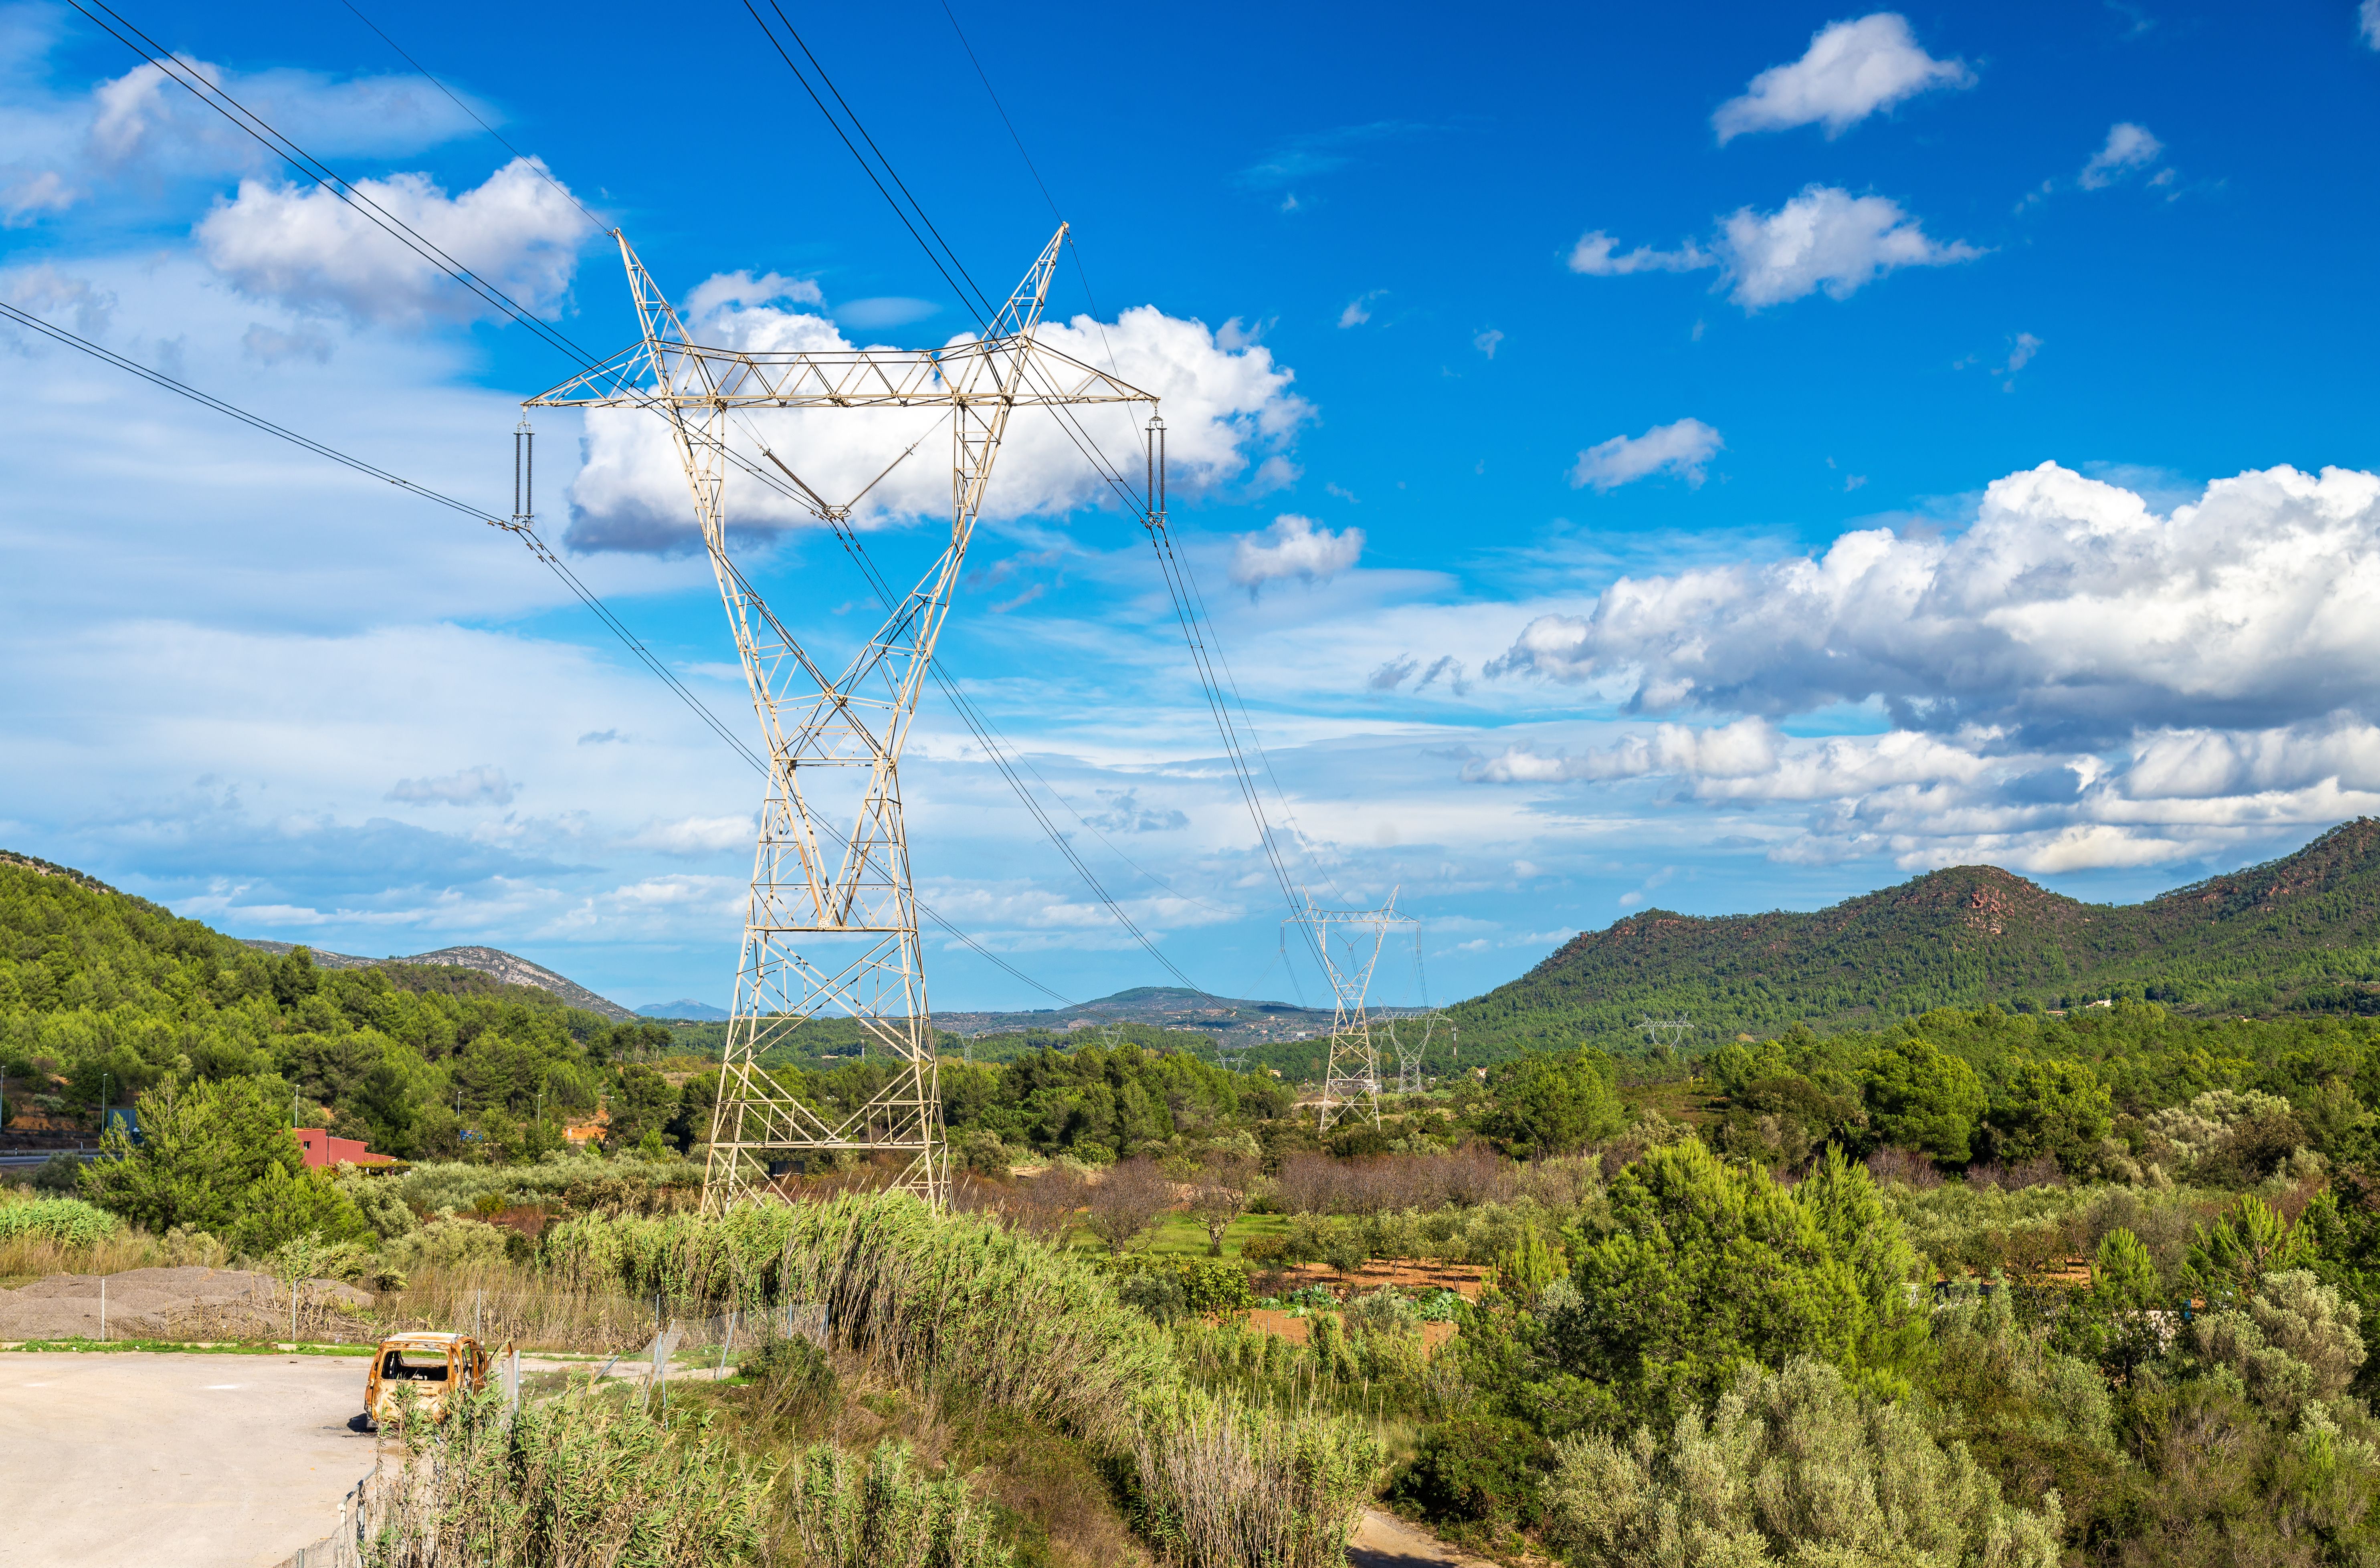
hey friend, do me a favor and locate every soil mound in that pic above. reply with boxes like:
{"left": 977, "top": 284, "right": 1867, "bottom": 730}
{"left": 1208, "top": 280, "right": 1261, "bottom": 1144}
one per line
{"left": 0, "top": 1267, "right": 374, "bottom": 1342}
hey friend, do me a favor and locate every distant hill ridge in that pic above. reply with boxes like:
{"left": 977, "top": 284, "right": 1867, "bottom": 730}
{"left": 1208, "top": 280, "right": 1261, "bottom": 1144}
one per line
{"left": 1452, "top": 818, "right": 2380, "bottom": 1053}
{"left": 638, "top": 999, "right": 728, "bottom": 1022}
{"left": 239, "top": 939, "right": 634, "bottom": 1022}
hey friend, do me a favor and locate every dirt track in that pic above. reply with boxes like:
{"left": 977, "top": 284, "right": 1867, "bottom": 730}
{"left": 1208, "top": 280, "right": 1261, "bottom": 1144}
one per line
{"left": 0, "top": 1350, "right": 375, "bottom": 1567}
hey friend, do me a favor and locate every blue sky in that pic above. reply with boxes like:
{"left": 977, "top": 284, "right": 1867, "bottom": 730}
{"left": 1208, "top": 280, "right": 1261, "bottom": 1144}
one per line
{"left": 6, "top": 0, "right": 2380, "bottom": 1014}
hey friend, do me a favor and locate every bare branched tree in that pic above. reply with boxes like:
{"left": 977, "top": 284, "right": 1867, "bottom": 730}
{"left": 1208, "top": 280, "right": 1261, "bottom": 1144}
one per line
{"left": 1083, "top": 1157, "right": 1176, "bottom": 1253}
{"left": 1188, "top": 1152, "right": 1259, "bottom": 1257}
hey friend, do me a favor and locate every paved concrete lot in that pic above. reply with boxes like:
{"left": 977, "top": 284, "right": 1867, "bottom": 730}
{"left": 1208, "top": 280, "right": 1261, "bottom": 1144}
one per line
{"left": 0, "top": 1350, "right": 376, "bottom": 1568}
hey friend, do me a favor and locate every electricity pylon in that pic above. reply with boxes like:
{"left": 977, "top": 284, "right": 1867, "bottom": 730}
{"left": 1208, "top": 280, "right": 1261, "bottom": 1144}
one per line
{"left": 530, "top": 226, "right": 1153, "bottom": 1209}
{"left": 1291, "top": 890, "right": 1415, "bottom": 1129}
{"left": 1637, "top": 1015, "right": 1692, "bottom": 1065}
{"left": 1388, "top": 1011, "right": 1449, "bottom": 1095}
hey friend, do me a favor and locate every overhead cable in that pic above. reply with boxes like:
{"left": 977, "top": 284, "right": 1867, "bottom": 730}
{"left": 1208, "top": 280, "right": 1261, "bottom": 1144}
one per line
{"left": 333, "top": 0, "right": 607, "bottom": 232}
{"left": 0, "top": 297, "right": 1072, "bottom": 1008}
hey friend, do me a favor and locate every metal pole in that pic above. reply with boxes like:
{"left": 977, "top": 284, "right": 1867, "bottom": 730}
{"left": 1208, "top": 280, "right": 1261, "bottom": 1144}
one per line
{"left": 99, "top": 1275, "right": 105, "bottom": 1343}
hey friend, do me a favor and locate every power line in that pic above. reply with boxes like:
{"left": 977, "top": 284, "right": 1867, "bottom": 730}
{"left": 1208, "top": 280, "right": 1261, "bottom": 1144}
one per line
{"left": 75, "top": 0, "right": 1228, "bottom": 1003}
{"left": 333, "top": 0, "right": 606, "bottom": 232}
{"left": 936, "top": 0, "right": 1060, "bottom": 224}
{"left": 0, "top": 296, "right": 1073, "bottom": 1009}
{"left": 738, "top": 0, "right": 993, "bottom": 329}
{"left": 793, "top": 494, "right": 1214, "bottom": 993}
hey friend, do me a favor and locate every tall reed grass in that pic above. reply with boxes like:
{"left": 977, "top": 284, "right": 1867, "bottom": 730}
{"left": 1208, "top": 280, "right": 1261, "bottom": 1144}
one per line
{"left": 544, "top": 1191, "right": 1388, "bottom": 1568}
{"left": 1131, "top": 1386, "right": 1381, "bottom": 1568}
{"left": 0, "top": 1226, "right": 162, "bottom": 1283}
{"left": 544, "top": 1192, "right": 1176, "bottom": 1441}
{"left": 365, "top": 1383, "right": 772, "bottom": 1566}
{"left": 375, "top": 1260, "right": 658, "bottom": 1353}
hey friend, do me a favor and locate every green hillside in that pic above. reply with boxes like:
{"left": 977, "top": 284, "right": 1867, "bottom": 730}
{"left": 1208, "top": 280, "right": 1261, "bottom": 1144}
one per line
{"left": 1452, "top": 819, "right": 2380, "bottom": 1060}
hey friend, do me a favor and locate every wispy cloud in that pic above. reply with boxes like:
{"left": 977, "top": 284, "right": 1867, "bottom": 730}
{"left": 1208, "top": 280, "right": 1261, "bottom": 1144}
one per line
{"left": 1238, "top": 121, "right": 1424, "bottom": 189}
{"left": 1570, "top": 418, "right": 1723, "bottom": 492}
{"left": 2080, "top": 122, "right": 2167, "bottom": 188}
{"left": 387, "top": 765, "right": 516, "bottom": 807}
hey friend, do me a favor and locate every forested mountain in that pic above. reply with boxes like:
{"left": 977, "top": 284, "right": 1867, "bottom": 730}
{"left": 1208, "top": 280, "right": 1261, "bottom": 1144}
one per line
{"left": 0, "top": 853, "right": 672, "bottom": 1155}
{"left": 1453, "top": 818, "right": 2380, "bottom": 1057}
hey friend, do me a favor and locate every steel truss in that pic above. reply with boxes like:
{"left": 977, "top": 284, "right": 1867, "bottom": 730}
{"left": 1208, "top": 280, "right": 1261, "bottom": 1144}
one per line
{"left": 1291, "top": 891, "right": 1415, "bottom": 1130}
{"left": 531, "top": 225, "right": 1154, "bottom": 1209}
{"left": 1386, "top": 1011, "right": 1453, "bottom": 1096}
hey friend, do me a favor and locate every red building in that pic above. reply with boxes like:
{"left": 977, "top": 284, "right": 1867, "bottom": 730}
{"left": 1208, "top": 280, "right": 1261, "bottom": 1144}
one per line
{"left": 295, "top": 1127, "right": 397, "bottom": 1169}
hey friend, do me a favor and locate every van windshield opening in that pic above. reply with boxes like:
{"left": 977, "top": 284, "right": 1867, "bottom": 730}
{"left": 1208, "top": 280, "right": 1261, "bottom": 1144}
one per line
{"left": 382, "top": 1350, "right": 449, "bottom": 1381}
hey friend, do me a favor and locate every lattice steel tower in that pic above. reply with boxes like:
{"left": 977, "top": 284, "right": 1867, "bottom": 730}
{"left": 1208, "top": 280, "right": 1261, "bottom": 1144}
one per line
{"left": 1292, "top": 891, "right": 1416, "bottom": 1130}
{"left": 531, "top": 226, "right": 1153, "bottom": 1208}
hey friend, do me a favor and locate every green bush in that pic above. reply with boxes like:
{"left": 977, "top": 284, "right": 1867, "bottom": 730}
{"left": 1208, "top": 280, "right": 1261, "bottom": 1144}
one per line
{"left": 738, "top": 1332, "right": 838, "bottom": 1422}
{"left": 1549, "top": 1139, "right": 1924, "bottom": 1429}
{"left": 1543, "top": 1357, "right": 2063, "bottom": 1568}
{"left": 1118, "top": 1271, "right": 1190, "bottom": 1324}
{"left": 0, "top": 1196, "right": 120, "bottom": 1245}
{"left": 1105, "top": 1254, "right": 1255, "bottom": 1316}
{"left": 384, "top": 1216, "right": 513, "bottom": 1275}
{"left": 370, "top": 1381, "right": 770, "bottom": 1564}
{"left": 78, "top": 1074, "right": 371, "bottom": 1255}
{"left": 1388, "top": 1415, "right": 1551, "bottom": 1525}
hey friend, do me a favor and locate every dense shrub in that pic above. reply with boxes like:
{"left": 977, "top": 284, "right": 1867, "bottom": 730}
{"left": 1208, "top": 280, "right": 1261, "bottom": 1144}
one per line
{"left": 366, "top": 1382, "right": 775, "bottom": 1566}
{"left": 1545, "top": 1357, "right": 2064, "bottom": 1568}
{"left": 1105, "top": 1253, "right": 1255, "bottom": 1317}
{"left": 79, "top": 1074, "right": 370, "bottom": 1255}
{"left": 782, "top": 1439, "right": 1011, "bottom": 1568}
{"left": 1548, "top": 1140, "right": 1923, "bottom": 1428}
{"left": 1131, "top": 1384, "right": 1381, "bottom": 1568}
{"left": 1388, "top": 1415, "right": 1551, "bottom": 1526}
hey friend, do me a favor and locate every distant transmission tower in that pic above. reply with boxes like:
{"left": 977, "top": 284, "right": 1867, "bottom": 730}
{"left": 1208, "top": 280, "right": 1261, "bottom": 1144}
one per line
{"left": 1637, "top": 1015, "right": 1693, "bottom": 1064}
{"left": 1387, "top": 1011, "right": 1449, "bottom": 1095}
{"left": 1292, "top": 891, "right": 1416, "bottom": 1129}
{"left": 531, "top": 226, "right": 1154, "bottom": 1210}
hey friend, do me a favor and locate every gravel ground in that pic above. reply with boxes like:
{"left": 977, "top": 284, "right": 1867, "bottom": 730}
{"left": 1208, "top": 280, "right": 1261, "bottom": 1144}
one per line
{"left": 0, "top": 1267, "right": 373, "bottom": 1342}
{"left": 0, "top": 1349, "right": 378, "bottom": 1568}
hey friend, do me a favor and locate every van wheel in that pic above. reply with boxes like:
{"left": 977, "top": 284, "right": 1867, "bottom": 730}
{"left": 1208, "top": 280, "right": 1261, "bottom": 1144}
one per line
{"left": 349, "top": 1413, "right": 377, "bottom": 1433}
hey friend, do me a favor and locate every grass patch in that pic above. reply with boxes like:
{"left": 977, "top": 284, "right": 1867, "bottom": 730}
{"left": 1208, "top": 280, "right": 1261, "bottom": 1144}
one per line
{"left": 1136, "top": 1213, "right": 1287, "bottom": 1259}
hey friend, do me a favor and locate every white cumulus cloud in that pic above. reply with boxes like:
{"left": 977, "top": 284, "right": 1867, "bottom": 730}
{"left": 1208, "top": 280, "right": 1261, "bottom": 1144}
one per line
{"left": 563, "top": 292, "right": 1312, "bottom": 552}
{"left": 1486, "top": 461, "right": 2380, "bottom": 750}
{"left": 197, "top": 157, "right": 589, "bottom": 326}
{"left": 1228, "top": 514, "right": 1363, "bottom": 599}
{"left": 1570, "top": 418, "right": 1723, "bottom": 492}
{"left": 2362, "top": 0, "right": 2380, "bottom": 49}
{"left": 1713, "top": 13, "right": 1972, "bottom": 143}
{"left": 1719, "top": 186, "right": 1982, "bottom": 308}
{"left": 1570, "top": 186, "right": 1978, "bottom": 310}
